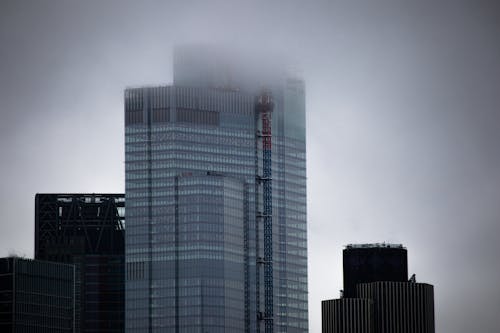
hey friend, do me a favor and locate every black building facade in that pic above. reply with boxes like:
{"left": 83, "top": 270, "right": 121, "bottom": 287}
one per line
{"left": 322, "top": 244, "right": 434, "bottom": 333}
{"left": 343, "top": 243, "right": 407, "bottom": 298}
{"left": 357, "top": 281, "right": 435, "bottom": 333}
{"left": 0, "top": 257, "right": 75, "bottom": 333}
{"left": 35, "top": 194, "right": 125, "bottom": 333}
{"left": 322, "top": 298, "right": 373, "bottom": 333}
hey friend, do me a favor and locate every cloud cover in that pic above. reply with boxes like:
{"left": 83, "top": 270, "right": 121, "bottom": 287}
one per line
{"left": 1, "top": 0, "right": 500, "bottom": 331}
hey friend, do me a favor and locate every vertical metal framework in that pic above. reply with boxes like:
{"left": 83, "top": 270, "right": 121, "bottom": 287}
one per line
{"left": 35, "top": 194, "right": 125, "bottom": 257}
{"left": 256, "top": 91, "right": 274, "bottom": 333}
{"left": 145, "top": 88, "right": 154, "bottom": 333}
{"left": 34, "top": 193, "right": 125, "bottom": 333}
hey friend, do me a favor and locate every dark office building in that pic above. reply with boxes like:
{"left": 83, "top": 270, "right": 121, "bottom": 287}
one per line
{"left": 0, "top": 257, "right": 75, "bottom": 333}
{"left": 357, "top": 281, "right": 435, "bottom": 333}
{"left": 343, "top": 243, "right": 407, "bottom": 298}
{"left": 322, "top": 244, "right": 434, "bottom": 333}
{"left": 322, "top": 298, "right": 373, "bottom": 333}
{"left": 35, "top": 193, "right": 125, "bottom": 333}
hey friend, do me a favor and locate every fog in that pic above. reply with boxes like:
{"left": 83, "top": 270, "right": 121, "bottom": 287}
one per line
{"left": 1, "top": 0, "right": 500, "bottom": 332}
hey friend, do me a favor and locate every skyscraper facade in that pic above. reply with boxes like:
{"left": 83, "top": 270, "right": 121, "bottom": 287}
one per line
{"left": 125, "top": 49, "right": 307, "bottom": 332}
{"left": 322, "top": 244, "right": 434, "bottom": 333}
{"left": 343, "top": 243, "right": 407, "bottom": 298}
{"left": 357, "top": 281, "right": 434, "bottom": 333}
{"left": 0, "top": 257, "right": 75, "bottom": 333}
{"left": 321, "top": 298, "right": 374, "bottom": 333}
{"left": 35, "top": 193, "right": 125, "bottom": 333}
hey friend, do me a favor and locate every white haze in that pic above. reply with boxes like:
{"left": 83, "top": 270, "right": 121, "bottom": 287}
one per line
{"left": 1, "top": 1, "right": 500, "bottom": 332}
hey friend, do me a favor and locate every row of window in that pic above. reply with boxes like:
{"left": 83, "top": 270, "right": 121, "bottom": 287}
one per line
{"left": 125, "top": 130, "right": 253, "bottom": 144}
{"left": 149, "top": 124, "right": 253, "bottom": 136}
{"left": 126, "top": 143, "right": 255, "bottom": 158}
{"left": 125, "top": 165, "right": 255, "bottom": 179}
{"left": 127, "top": 261, "right": 145, "bottom": 280}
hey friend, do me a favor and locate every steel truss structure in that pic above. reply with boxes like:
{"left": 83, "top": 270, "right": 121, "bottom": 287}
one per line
{"left": 35, "top": 193, "right": 125, "bottom": 333}
{"left": 35, "top": 194, "right": 125, "bottom": 257}
{"left": 256, "top": 92, "right": 274, "bottom": 333}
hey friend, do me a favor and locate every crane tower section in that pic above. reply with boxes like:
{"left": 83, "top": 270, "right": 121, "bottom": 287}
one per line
{"left": 256, "top": 91, "right": 274, "bottom": 333}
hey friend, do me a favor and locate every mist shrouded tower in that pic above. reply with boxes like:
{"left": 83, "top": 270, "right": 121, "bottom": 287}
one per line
{"left": 125, "top": 46, "right": 308, "bottom": 332}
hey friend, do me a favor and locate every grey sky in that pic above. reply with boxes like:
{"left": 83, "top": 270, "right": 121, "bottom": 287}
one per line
{"left": 1, "top": 0, "right": 500, "bottom": 332}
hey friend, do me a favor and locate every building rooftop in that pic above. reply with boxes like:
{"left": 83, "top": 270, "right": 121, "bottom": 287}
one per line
{"left": 345, "top": 243, "right": 405, "bottom": 249}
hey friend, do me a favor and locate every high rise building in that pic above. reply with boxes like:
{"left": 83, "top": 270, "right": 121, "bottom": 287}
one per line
{"left": 322, "top": 244, "right": 434, "bottom": 333}
{"left": 357, "top": 281, "right": 434, "bottom": 333}
{"left": 125, "top": 47, "right": 308, "bottom": 332}
{"left": 343, "top": 243, "right": 407, "bottom": 298}
{"left": 321, "top": 298, "right": 374, "bottom": 333}
{"left": 35, "top": 193, "right": 125, "bottom": 333}
{"left": 0, "top": 257, "right": 75, "bottom": 333}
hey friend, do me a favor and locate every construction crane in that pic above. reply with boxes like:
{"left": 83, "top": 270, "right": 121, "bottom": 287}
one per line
{"left": 256, "top": 90, "right": 274, "bottom": 333}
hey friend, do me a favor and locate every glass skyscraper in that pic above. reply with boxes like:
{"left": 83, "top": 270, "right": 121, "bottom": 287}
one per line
{"left": 125, "top": 48, "right": 307, "bottom": 332}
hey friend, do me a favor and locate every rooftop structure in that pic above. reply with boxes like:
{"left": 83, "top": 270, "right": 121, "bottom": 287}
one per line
{"left": 35, "top": 193, "right": 125, "bottom": 333}
{"left": 345, "top": 243, "right": 405, "bottom": 249}
{"left": 343, "top": 243, "right": 408, "bottom": 298}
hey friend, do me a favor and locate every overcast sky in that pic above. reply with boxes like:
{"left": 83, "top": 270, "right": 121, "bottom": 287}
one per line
{"left": 1, "top": 0, "right": 500, "bottom": 332}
